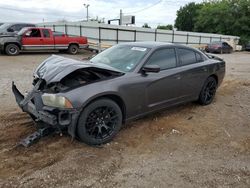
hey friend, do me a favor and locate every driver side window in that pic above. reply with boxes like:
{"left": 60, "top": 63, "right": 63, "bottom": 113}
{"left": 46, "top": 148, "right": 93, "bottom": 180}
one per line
{"left": 25, "top": 29, "right": 41, "bottom": 37}
{"left": 146, "top": 48, "right": 177, "bottom": 70}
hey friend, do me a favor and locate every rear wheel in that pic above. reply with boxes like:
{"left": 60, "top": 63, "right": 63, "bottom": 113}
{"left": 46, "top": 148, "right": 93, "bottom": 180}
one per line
{"left": 77, "top": 99, "right": 123, "bottom": 145}
{"left": 5, "top": 44, "right": 20, "bottom": 56}
{"left": 220, "top": 48, "right": 223, "bottom": 54}
{"left": 67, "top": 44, "right": 79, "bottom": 55}
{"left": 198, "top": 77, "right": 217, "bottom": 105}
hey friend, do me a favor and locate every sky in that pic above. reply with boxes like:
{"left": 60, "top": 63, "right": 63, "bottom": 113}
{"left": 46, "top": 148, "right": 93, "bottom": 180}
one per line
{"left": 0, "top": 0, "right": 203, "bottom": 28}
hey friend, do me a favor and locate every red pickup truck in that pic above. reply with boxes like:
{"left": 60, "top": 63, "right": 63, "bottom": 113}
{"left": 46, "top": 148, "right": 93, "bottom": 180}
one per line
{"left": 0, "top": 27, "right": 88, "bottom": 55}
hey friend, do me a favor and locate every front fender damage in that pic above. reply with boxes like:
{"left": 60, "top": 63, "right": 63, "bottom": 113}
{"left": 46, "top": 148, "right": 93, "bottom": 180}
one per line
{"left": 12, "top": 81, "right": 80, "bottom": 147}
{"left": 12, "top": 55, "right": 124, "bottom": 147}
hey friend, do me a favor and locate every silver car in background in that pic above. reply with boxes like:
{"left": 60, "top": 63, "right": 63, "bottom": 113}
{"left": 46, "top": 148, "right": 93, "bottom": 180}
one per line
{"left": 0, "top": 23, "right": 35, "bottom": 36}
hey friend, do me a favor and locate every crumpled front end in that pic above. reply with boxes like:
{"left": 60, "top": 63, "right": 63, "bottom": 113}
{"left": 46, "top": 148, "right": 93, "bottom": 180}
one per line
{"left": 12, "top": 55, "right": 124, "bottom": 146}
{"left": 12, "top": 79, "right": 80, "bottom": 141}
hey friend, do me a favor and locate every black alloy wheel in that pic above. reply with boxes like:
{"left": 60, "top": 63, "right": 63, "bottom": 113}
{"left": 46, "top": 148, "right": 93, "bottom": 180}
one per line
{"left": 77, "top": 99, "right": 122, "bottom": 145}
{"left": 198, "top": 77, "right": 217, "bottom": 105}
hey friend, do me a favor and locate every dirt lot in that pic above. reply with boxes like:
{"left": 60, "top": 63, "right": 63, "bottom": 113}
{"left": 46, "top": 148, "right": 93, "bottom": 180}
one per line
{"left": 0, "top": 51, "right": 250, "bottom": 187}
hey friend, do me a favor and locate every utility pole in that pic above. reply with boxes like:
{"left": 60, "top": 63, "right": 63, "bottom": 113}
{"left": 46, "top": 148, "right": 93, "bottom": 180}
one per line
{"left": 119, "top": 9, "right": 123, "bottom": 25}
{"left": 84, "top": 4, "right": 90, "bottom": 21}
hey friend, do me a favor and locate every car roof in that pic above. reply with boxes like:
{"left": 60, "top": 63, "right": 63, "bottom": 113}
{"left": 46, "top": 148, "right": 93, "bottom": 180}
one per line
{"left": 1, "top": 22, "right": 35, "bottom": 25}
{"left": 118, "top": 41, "right": 202, "bottom": 52}
{"left": 26, "top": 27, "right": 48, "bottom": 29}
{"left": 120, "top": 41, "right": 174, "bottom": 48}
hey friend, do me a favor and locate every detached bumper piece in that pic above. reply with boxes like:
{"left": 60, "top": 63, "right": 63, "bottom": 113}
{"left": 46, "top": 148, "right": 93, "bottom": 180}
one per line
{"left": 19, "top": 127, "right": 55, "bottom": 147}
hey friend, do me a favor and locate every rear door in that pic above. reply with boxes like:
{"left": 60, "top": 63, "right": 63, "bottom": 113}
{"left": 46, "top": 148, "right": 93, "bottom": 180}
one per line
{"left": 143, "top": 48, "right": 185, "bottom": 111}
{"left": 22, "top": 28, "right": 44, "bottom": 50}
{"left": 53, "top": 32, "right": 69, "bottom": 50}
{"left": 177, "top": 48, "right": 209, "bottom": 99}
{"left": 41, "top": 29, "right": 54, "bottom": 50}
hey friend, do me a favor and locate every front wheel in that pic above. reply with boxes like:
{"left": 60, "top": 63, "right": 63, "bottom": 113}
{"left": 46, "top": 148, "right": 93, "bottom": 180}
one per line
{"left": 77, "top": 99, "right": 123, "bottom": 145}
{"left": 67, "top": 44, "right": 79, "bottom": 55}
{"left": 198, "top": 77, "right": 217, "bottom": 105}
{"left": 5, "top": 44, "right": 20, "bottom": 56}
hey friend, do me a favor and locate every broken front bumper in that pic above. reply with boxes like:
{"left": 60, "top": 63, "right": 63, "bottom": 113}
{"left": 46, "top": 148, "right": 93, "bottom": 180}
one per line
{"left": 12, "top": 82, "right": 79, "bottom": 138}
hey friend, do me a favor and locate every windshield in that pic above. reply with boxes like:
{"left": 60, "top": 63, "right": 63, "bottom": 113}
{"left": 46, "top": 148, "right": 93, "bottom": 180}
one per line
{"left": 0, "top": 23, "right": 11, "bottom": 31}
{"left": 17, "top": 27, "right": 29, "bottom": 35}
{"left": 91, "top": 45, "right": 150, "bottom": 72}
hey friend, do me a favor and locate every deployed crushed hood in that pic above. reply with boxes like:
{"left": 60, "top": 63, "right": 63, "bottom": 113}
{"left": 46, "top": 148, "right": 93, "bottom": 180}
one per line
{"left": 34, "top": 55, "right": 123, "bottom": 84}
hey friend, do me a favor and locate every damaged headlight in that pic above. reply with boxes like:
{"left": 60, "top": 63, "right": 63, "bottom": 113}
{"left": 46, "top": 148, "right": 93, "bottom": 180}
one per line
{"left": 41, "top": 94, "right": 73, "bottom": 109}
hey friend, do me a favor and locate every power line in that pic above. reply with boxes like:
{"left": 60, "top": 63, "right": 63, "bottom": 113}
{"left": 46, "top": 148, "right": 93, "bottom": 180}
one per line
{"left": 124, "top": 0, "right": 163, "bottom": 14}
{"left": 123, "top": 0, "right": 197, "bottom": 15}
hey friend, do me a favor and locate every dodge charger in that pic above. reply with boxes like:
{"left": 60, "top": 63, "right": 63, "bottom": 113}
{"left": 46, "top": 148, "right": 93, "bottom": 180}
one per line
{"left": 13, "top": 42, "right": 225, "bottom": 146}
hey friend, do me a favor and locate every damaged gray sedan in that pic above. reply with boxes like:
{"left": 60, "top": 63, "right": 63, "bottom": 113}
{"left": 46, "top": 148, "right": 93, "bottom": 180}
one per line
{"left": 13, "top": 42, "right": 225, "bottom": 146}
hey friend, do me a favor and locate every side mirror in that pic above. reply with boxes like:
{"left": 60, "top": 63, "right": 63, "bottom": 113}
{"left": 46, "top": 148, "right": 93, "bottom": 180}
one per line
{"left": 24, "top": 32, "right": 31, "bottom": 37}
{"left": 7, "top": 28, "right": 14, "bottom": 32}
{"left": 142, "top": 65, "right": 160, "bottom": 73}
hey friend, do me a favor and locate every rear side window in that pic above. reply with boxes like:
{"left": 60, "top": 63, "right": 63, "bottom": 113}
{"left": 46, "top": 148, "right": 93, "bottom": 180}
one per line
{"left": 196, "top": 52, "right": 203, "bottom": 62}
{"left": 146, "top": 48, "right": 177, "bottom": 70}
{"left": 9, "top": 24, "right": 22, "bottom": 31}
{"left": 42, "top": 29, "right": 50, "bottom": 38}
{"left": 178, "top": 48, "right": 196, "bottom": 66}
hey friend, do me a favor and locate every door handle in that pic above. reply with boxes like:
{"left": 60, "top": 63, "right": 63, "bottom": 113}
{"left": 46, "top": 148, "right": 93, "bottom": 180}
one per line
{"left": 39, "top": 39, "right": 43, "bottom": 41}
{"left": 202, "top": 67, "right": 208, "bottom": 72}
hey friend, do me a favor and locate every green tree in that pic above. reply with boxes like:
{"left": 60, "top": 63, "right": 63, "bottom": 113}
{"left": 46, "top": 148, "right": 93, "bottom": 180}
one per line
{"left": 157, "top": 24, "right": 173, "bottom": 30}
{"left": 195, "top": 1, "right": 232, "bottom": 34}
{"left": 194, "top": 0, "right": 250, "bottom": 45}
{"left": 175, "top": 0, "right": 250, "bottom": 45}
{"left": 142, "top": 23, "right": 151, "bottom": 28}
{"left": 175, "top": 2, "right": 203, "bottom": 31}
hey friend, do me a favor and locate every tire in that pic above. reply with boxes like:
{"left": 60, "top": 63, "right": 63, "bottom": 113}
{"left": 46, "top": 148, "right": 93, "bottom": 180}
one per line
{"left": 77, "top": 98, "right": 123, "bottom": 145}
{"left": 5, "top": 44, "right": 20, "bottom": 56}
{"left": 198, "top": 77, "right": 217, "bottom": 105}
{"left": 67, "top": 44, "right": 79, "bottom": 55}
{"left": 220, "top": 48, "right": 223, "bottom": 54}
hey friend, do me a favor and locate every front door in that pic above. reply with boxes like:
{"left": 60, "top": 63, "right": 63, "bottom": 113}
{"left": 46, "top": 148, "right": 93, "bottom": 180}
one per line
{"left": 143, "top": 48, "right": 184, "bottom": 111}
{"left": 22, "top": 28, "right": 44, "bottom": 50}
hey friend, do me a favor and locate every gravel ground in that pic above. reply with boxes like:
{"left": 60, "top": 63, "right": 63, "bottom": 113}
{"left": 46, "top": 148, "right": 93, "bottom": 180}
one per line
{"left": 0, "top": 51, "right": 249, "bottom": 188}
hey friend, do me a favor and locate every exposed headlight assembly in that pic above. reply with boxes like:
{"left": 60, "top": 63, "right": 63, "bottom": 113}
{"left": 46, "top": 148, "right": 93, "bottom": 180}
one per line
{"left": 41, "top": 94, "right": 73, "bottom": 109}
